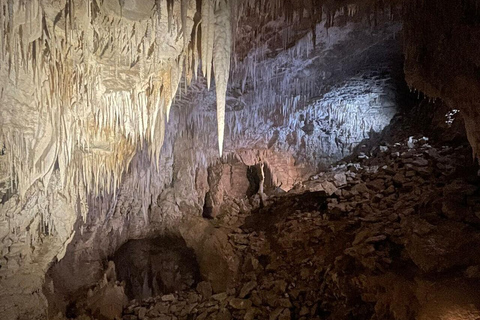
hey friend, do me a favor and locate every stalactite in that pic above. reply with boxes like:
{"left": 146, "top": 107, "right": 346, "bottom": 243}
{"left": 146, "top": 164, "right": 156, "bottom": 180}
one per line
{"left": 201, "top": 0, "right": 215, "bottom": 89}
{"left": 213, "top": 0, "right": 232, "bottom": 156}
{"left": 0, "top": 0, "right": 402, "bottom": 228}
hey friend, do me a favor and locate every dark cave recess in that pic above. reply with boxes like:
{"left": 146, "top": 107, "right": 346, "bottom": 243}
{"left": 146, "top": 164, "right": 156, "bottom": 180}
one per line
{"left": 112, "top": 236, "right": 201, "bottom": 300}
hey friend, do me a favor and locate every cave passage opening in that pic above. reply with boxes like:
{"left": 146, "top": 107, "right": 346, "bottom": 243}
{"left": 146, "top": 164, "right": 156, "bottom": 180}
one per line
{"left": 112, "top": 235, "right": 201, "bottom": 301}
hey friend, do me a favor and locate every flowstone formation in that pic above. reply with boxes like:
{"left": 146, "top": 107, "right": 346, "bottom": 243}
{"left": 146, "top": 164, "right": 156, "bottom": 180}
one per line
{"left": 0, "top": 0, "right": 235, "bottom": 199}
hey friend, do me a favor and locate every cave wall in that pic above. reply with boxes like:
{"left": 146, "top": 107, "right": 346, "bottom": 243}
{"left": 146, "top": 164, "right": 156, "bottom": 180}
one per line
{"left": 0, "top": 2, "right": 410, "bottom": 319}
{"left": 0, "top": 1, "right": 197, "bottom": 318}
{"left": 41, "top": 15, "right": 407, "bottom": 318}
{"left": 403, "top": 0, "right": 480, "bottom": 157}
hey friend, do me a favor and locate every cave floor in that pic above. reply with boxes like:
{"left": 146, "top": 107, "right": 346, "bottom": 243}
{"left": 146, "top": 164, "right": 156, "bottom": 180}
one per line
{"left": 115, "top": 109, "right": 480, "bottom": 320}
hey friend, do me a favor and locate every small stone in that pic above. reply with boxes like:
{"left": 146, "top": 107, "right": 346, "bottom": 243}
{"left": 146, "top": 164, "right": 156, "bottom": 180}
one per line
{"left": 273, "top": 280, "right": 287, "bottom": 293}
{"left": 187, "top": 292, "right": 200, "bottom": 304}
{"left": 383, "top": 185, "right": 395, "bottom": 195}
{"left": 333, "top": 173, "right": 347, "bottom": 187}
{"left": 238, "top": 281, "right": 257, "bottom": 298}
{"left": 250, "top": 291, "right": 262, "bottom": 307}
{"left": 372, "top": 193, "right": 384, "bottom": 203}
{"left": 405, "top": 170, "right": 416, "bottom": 177}
{"left": 244, "top": 307, "right": 256, "bottom": 320}
{"left": 367, "top": 179, "right": 385, "bottom": 191}
{"left": 321, "top": 181, "right": 338, "bottom": 195}
{"left": 269, "top": 308, "right": 284, "bottom": 320}
{"left": 216, "top": 308, "right": 232, "bottom": 320}
{"left": 161, "top": 294, "right": 176, "bottom": 302}
{"left": 243, "top": 255, "right": 259, "bottom": 272}
{"left": 299, "top": 306, "right": 310, "bottom": 316}
{"left": 407, "top": 136, "right": 416, "bottom": 149}
{"left": 412, "top": 158, "right": 428, "bottom": 166}
{"left": 197, "top": 311, "right": 209, "bottom": 320}
{"left": 278, "top": 308, "right": 291, "bottom": 320}
{"left": 382, "top": 166, "right": 396, "bottom": 175}
{"left": 393, "top": 173, "right": 405, "bottom": 185}
{"left": 138, "top": 307, "right": 147, "bottom": 319}
{"left": 196, "top": 281, "right": 213, "bottom": 299}
{"left": 149, "top": 302, "right": 169, "bottom": 315}
{"left": 212, "top": 292, "right": 228, "bottom": 302}
{"left": 276, "top": 298, "right": 292, "bottom": 308}
{"left": 229, "top": 298, "right": 252, "bottom": 310}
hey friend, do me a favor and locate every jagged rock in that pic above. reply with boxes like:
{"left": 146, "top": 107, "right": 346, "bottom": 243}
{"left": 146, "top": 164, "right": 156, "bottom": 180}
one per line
{"left": 212, "top": 292, "right": 228, "bottom": 302}
{"left": 404, "top": 218, "right": 480, "bottom": 272}
{"left": 244, "top": 307, "right": 256, "bottom": 320}
{"left": 393, "top": 173, "right": 406, "bottom": 185}
{"left": 276, "top": 298, "right": 293, "bottom": 308}
{"left": 249, "top": 291, "right": 262, "bottom": 307}
{"left": 161, "top": 294, "right": 176, "bottom": 302}
{"left": 149, "top": 302, "right": 170, "bottom": 316}
{"left": 412, "top": 158, "right": 428, "bottom": 166}
{"left": 138, "top": 307, "right": 147, "bottom": 319}
{"left": 238, "top": 281, "right": 257, "bottom": 298}
{"left": 278, "top": 308, "right": 291, "bottom": 320}
{"left": 197, "top": 281, "right": 213, "bottom": 299}
{"left": 333, "top": 173, "right": 347, "bottom": 187}
{"left": 383, "top": 185, "right": 396, "bottom": 195}
{"left": 229, "top": 298, "right": 252, "bottom": 310}
{"left": 214, "top": 308, "right": 232, "bottom": 320}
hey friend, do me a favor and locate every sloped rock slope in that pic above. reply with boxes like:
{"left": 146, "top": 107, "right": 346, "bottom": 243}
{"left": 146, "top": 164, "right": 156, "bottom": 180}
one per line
{"left": 63, "top": 103, "right": 480, "bottom": 320}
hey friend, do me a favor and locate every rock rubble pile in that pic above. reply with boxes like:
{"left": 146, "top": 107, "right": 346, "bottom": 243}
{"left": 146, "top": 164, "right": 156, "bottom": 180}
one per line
{"left": 114, "top": 132, "right": 480, "bottom": 320}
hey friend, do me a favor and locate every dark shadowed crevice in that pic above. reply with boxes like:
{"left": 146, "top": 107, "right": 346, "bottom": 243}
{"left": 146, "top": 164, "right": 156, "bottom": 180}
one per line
{"left": 246, "top": 165, "right": 260, "bottom": 197}
{"left": 112, "top": 236, "right": 201, "bottom": 300}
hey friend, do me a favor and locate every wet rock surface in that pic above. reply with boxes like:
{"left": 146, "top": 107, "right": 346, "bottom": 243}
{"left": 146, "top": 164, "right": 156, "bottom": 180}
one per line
{"left": 99, "top": 108, "right": 480, "bottom": 320}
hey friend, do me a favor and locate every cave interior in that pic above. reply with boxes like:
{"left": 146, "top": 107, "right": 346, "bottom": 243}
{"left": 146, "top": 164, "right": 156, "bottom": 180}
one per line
{"left": 1, "top": 0, "right": 480, "bottom": 320}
